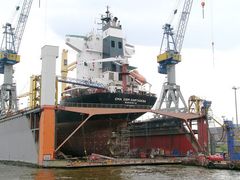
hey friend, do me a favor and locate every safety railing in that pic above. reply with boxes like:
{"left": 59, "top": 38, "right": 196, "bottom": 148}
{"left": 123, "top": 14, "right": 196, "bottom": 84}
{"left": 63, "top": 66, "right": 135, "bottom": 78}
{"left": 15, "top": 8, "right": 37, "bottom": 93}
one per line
{"left": 60, "top": 102, "right": 152, "bottom": 109}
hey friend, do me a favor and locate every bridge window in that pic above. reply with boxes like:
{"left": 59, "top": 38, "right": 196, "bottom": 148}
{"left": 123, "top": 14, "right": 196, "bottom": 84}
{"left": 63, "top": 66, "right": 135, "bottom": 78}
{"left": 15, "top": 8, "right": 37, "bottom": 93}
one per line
{"left": 118, "top": 42, "right": 122, "bottom": 49}
{"left": 111, "top": 40, "right": 115, "bottom": 48}
{"left": 109, "top": 72, "right": 114, "bottom": 80}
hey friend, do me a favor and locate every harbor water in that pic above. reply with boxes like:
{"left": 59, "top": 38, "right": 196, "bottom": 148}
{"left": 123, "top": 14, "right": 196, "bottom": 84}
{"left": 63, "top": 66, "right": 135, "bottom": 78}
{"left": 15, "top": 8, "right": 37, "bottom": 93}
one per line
{"left": 0, "top": 163, "right": 239, "bottom": 180}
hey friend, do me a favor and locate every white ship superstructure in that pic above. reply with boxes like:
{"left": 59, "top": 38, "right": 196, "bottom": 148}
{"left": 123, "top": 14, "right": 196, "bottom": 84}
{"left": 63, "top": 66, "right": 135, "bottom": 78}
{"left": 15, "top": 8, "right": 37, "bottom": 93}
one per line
{"left": 65, "top": 8, "right": 148, "bottom": 94}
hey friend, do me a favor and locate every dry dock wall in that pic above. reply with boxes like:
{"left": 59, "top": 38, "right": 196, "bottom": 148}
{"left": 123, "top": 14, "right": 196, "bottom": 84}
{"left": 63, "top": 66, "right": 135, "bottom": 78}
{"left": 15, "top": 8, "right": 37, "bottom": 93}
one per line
{"left": 0, "top": 115, "right": 38, "bottom": 164}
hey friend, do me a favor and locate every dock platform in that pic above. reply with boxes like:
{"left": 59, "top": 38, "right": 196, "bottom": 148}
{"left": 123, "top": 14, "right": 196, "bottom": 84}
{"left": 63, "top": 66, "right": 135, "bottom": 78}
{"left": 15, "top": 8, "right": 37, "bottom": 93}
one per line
{"left": 42, "top": 158, "right": 182, "bottom": 168}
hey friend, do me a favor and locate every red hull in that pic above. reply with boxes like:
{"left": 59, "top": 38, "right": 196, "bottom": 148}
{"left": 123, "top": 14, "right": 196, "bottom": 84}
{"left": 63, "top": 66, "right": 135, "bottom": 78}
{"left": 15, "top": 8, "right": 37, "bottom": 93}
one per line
{"left": 128, "top": 118, "right": 199, "bottom": 157}
{"left": 130, "top": 134, "right": 195, "bottom": 156}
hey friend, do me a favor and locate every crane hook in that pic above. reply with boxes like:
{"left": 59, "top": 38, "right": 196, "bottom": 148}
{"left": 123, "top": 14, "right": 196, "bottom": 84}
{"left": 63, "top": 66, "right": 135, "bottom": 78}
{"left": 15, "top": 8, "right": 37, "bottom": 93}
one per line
{"left": 201, "top": 1, "right": 205, "bottom": 19}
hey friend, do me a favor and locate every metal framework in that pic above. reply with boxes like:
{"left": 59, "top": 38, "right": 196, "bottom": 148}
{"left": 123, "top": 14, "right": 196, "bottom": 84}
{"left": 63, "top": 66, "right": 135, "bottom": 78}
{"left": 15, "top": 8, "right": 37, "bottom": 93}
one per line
{"left": 30, "top": 75, "right": 41, "bottom": 108}
{"left": 55, "top": 106, "right": 206, "bottom": 154}
{"left": 188, "top": 95, "right": 212, "bottom": 114}
{"left": 14, "top": 0, "right": 34, "bottom": 53}
{"left": 155, "top": 0, "right": 193, "bottom": 112}
{"left": 57, "top": 76, "right": 106, "bottom": 90}
{"left": 175, "top": 0, "right": 193, "bottom": 53}
{"left": 225, "top": 120, "right": 240, "bottom": 161}
{"left": 60, "top": 49, "right": 77, "bottom": 93}
{"left": 0, "top": 0, "right": 33, "bottom": 115}
{"left": 0, "top": 23, "right": 16, "bottom": 54}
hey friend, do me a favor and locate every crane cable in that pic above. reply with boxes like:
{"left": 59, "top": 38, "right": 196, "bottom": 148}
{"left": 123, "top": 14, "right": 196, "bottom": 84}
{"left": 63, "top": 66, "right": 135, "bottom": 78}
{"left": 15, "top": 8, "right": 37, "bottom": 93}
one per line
{"left": 210, "top": 0, "right": 215, "bottom": 67}
{"left": 167, "top": 0, "right": 182, "bottom": 25}
{"left": 209, "top": 115, "right": 226, "bottom": 142}
{"left": 9, "top": 0, "right": 23, "bottom": 25}
{"left": 201, "top": 0, "right": 205, "bottom": 19}
{"left": 202, "top": 0, "right": 215, "bottom": 67}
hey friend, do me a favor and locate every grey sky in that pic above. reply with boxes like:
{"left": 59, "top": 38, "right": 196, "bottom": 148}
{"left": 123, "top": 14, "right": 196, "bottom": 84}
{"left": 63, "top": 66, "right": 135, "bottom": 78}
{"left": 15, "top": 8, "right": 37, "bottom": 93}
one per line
{"left": 1, "top": 0, "right": 240, "bottom": 49}
{"left": 40, "top": 0, "right": 240, "bottom": 50}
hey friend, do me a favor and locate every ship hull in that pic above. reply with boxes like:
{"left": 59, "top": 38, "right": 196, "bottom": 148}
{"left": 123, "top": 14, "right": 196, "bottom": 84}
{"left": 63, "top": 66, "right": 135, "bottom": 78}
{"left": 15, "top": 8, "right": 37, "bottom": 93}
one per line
{"left": 129, "top": 118, "right": 198, "bottom": 157}
{"left": 56, "top": 119, "right": 128, "bottom": 157}
{"left": 56, "top": 92, "right": 157, "bottom": 157}
{"left": 61, "top": 92, "right": 156, "bottom": 106}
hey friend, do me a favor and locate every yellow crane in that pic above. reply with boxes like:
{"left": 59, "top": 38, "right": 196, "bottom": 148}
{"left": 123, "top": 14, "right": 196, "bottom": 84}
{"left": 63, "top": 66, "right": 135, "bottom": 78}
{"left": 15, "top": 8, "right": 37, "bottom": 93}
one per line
{"left": 188, "top": 95, "right": 211, "bottom": 114}
{"left": 18, "top": 75, "right": 41, "bottom": 109}
{"left": 61, "top": 49, "right": 77, "bottom": 95}
{"left": 18, "top": 49, "right": 77, "bottom": 108}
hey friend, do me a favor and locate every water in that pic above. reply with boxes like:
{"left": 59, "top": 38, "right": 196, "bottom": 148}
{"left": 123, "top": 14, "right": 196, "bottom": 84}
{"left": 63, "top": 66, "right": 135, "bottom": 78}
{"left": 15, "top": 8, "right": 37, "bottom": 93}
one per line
{"left": 0, "top": 163, "right": 239, "bottom": 180}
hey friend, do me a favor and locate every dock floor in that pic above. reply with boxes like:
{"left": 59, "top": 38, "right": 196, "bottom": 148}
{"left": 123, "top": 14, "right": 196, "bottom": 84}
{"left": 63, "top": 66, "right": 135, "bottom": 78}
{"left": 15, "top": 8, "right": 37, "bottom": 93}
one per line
{"left": 43, "top": 157, "right": 182, "bottom": 168}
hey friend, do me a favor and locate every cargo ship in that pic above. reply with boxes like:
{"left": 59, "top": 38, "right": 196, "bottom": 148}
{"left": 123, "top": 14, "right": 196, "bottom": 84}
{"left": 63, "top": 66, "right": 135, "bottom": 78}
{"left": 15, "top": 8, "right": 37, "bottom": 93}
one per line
{"left": 56, "top": 8, "right": 157, "bottom": 157}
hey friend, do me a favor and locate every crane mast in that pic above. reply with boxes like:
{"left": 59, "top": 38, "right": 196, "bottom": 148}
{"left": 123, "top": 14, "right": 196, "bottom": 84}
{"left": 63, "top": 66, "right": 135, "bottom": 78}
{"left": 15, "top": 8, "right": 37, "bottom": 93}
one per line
{"left": 0, "top": 0, "right": 33, "bottom": 115}
{"left": 155, "top": 0, "right": 193, "bottom": 112}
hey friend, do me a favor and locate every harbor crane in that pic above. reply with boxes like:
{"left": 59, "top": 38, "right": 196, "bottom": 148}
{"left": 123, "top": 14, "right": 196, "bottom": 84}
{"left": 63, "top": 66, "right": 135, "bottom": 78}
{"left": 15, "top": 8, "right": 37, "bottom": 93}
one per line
{"left": 0, "top": 0, "right": 33, "bottom": 114}
{"left": 155, "top": 0, "right": 193, "bottom": 112}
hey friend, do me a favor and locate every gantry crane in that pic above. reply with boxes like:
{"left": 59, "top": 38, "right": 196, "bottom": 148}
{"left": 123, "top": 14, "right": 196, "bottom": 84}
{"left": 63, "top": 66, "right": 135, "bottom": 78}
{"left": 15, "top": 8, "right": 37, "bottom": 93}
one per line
{"left": 155, "top": 0, "right": 193, "bottom": 112}
{"left": 0, "top": 0, "right": 33, "bottom": 114}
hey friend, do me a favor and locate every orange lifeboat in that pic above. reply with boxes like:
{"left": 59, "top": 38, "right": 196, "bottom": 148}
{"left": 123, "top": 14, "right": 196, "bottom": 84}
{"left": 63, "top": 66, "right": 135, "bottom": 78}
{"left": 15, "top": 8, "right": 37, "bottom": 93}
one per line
{"left": 129, "top": 69, "right": 147, "bottom": 85}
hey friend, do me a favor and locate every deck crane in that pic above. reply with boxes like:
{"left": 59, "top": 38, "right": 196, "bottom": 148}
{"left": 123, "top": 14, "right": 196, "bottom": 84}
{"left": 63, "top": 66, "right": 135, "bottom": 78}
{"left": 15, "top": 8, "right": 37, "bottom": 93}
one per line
{"left": 155, "top": 0, "right": 193, "bottom": 112}
{"left": 0, "top": 0, "right": 33, "bottom": 114}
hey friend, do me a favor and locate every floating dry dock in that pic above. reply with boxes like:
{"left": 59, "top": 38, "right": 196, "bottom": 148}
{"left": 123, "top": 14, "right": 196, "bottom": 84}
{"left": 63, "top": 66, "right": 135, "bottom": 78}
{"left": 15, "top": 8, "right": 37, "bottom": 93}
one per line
{"left": 0, "top": 45, "right": 211, "bottom": 168}
{"left": 0, "top": 103, "right": 207, "bottom": 167}
{"left": 0, "top": 103, "right": 239, "bottom": 170}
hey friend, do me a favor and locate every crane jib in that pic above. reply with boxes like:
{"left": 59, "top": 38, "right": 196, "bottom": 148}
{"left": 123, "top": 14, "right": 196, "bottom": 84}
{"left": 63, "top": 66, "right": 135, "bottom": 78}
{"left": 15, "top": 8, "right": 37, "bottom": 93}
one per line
{"left": 175, "top": 0, "right": 193, "bottom": 53}
{"left": 14, "top": 0, "right": 34, "bottom": 54}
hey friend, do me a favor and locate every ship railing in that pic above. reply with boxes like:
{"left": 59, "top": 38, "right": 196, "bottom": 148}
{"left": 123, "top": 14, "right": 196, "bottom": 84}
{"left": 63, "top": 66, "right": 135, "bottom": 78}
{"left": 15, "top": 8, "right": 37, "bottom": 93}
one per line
{"left": 60, "top": 102, "right": 152, "bottom": 109}
{"left": 57, "top": 76, "right": 106, "bottom": 89}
